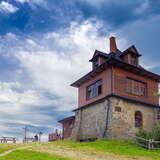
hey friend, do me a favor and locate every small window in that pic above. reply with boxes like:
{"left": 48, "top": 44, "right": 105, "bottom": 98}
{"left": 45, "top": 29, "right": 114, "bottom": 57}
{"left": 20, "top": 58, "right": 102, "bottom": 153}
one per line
{"left": 86, "top": 80, "right": 103, "bottom": 100}
{"left": 130, "top": 55, "right": 137, "bottom": 66}
{"left": 115, "top": 106, "right": 121, "bottom": 112}
{"left": 157, "top": 110, "right": 160, "bottom": 120}
{"left": 93, "top": 58, "right": 99, "bottom": 69}
{"left": 135, "top": 111, "right": 143, "bottom": 128}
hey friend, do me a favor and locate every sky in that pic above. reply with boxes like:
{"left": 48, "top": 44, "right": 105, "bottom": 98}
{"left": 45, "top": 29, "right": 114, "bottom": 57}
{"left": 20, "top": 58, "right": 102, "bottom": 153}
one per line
{"left": 0, "top": 0, "right": 160, "bottom": 141}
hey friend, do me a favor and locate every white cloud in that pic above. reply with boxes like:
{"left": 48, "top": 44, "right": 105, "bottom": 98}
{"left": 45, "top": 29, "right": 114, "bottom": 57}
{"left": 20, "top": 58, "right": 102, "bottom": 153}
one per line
{"left": 0, "top": 19, "right": 127, "bottom": 140}
{"left": 15, "top": 0, "right": 46, "bottom": 8}
{"left": 78, "top": 0, "right": 107, "bottom": 7}
{"left": 0, "top": 1, "right": 18, "bottom": 13}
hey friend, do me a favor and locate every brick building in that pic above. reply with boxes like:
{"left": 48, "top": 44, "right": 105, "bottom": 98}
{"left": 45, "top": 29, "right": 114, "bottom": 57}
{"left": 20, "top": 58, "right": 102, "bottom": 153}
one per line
{"left": 58, "top": 116, "right": 75, "bottom": 139}
{"left": 59, "top": 37, "right": 160, "bottom": 140}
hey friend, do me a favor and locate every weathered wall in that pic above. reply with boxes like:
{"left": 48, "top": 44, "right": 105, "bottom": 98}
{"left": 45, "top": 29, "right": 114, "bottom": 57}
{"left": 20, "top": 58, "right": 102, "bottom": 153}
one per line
{"left": 71, "top": 96, "right": 157, "bottom": 140}
{"left": 78, "top": 68, "right": 111, "bottom": 107}
{"left": 108, "top": 97, "right": 156, "bottom": 138}
{"left": 62, "top": 118, "right": 75, "bottom": 139}
{"left": 112, "top": 67, "right": 159, "bottom": 106}
{"left": 71, "top": 99, "right": 112, "bottom": 140}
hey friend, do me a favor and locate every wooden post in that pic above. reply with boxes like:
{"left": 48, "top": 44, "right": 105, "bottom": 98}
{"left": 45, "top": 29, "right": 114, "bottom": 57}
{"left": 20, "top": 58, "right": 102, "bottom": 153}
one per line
{"left": 148, "top": 139, "right": 151, "bottom": 149}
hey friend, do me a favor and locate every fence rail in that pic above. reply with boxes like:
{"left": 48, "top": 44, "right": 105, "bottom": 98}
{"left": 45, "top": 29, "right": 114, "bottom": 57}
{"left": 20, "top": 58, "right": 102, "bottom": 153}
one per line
{"left": 133, "top": 135, "right": 160, "bottom": 150}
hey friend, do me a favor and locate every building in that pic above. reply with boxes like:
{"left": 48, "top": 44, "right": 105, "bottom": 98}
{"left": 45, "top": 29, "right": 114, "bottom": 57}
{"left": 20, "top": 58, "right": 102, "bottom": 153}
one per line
{"left": 60, "top": 37, "right": 160, "bottom": 140}
{"left": 58, "top": 116, "right": 75, "bottom": 139}
{"left": 48, "top": 129, "right": 62, "bottom": 141}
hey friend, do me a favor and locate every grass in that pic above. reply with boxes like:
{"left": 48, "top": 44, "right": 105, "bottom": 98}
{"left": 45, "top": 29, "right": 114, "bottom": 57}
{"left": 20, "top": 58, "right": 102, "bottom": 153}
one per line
{"left": 0, "top": 140, "right": 160, "bottom": 160}
{"left": 43, "top": 139, "right": 160, "bottom": 160}
{"left": 0, "top": 143, "right": 20, "bottom": 154}
{"left": 0, "top": 149, "right": 71, "bottom": 160}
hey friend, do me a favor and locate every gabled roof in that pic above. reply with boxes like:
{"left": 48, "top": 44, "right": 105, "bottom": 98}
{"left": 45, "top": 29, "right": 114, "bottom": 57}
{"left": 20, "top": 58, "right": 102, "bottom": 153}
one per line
{"left": 89, "top": 50, "right": 108, "bottom": 62}
{"left": 120, "top": 45, "right": 141, "bottom": 57}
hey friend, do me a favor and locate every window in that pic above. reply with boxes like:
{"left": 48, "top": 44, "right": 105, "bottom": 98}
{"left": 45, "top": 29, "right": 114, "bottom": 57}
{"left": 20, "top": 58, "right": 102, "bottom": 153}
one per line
{"left": 157, "top": 110, "right": 160, "bottom": 120}
{"left": 129, "top": 54, "right": 137, "bottom": 66}
{"left": 115, "top": 106, "right": 121, "bottom": 112}
{"left": 86, "top": 80, "right": 103, "bottom": 100}
{"left": 93, "top": 58, "right": 99, "bottom": 69}
{"left": 135, "top": 111, "right": 143, "bottom": 128}
{"left": 126, "top": 78, "right": 147, "bottom": 97}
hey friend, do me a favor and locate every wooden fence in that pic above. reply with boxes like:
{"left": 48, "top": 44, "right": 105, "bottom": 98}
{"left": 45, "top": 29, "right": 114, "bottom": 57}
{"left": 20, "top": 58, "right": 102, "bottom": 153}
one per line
{"left": 134, "top": 136, "right": 160, "bottom": 150}
{"left": 0, "top": 137, "right": 16, "bottom": 143}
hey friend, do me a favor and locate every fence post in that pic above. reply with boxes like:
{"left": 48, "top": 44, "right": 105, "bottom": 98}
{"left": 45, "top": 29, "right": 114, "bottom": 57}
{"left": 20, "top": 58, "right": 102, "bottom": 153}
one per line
{"left": 148, "top": 139, "right": 151, "bottom": 149}
{"left": 148, "top": 139, "right": 154, "bottom": 150}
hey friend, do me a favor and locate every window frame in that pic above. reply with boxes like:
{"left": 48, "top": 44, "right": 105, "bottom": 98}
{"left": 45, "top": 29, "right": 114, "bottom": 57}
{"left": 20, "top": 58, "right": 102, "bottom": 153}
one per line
{"left": 86, "top": 79, "right": 103, "bottom": 100}
{"left": 135, "top": 111, "right": 143, "bottom": 128}
{"left": 125, "top": 77, "right": 147, "bottom": 97}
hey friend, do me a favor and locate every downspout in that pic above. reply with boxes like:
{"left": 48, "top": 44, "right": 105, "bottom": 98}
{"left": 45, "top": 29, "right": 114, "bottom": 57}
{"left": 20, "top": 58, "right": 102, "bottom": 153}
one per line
{"left": 103, "top": 99, "right": 111, "bottom": 138}
{"left": 103, "top": 67, "right": 113, "bottom": 138}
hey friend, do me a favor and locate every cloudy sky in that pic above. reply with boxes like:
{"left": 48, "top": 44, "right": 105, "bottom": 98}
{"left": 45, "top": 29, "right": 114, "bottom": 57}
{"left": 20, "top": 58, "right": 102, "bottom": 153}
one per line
{"left": 0, "top": 0, "right": 160, "bottom": 141}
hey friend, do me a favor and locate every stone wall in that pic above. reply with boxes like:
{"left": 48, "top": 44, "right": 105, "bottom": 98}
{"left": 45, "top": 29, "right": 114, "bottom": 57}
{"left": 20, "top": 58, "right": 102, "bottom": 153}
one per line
{"left": 71, "top": 96, "right": 157, "bottom": 140}
{"left": 109, "top": 97, "right": 156, "bottom": 139}
{"left": 71, "top": 99, "right": 111, "bottom": 140}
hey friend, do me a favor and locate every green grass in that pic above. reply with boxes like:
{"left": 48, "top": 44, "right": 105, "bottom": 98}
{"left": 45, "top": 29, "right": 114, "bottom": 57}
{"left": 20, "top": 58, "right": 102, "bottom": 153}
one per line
{"left": 0, "top": 143, "right": 20, "bottom": 154}
{"left": 47, "top": 139, "right": 160, "bottom": 159}
{"left": 0, "top": 149, "right": 71, "bottom": 160}
{"left": 0, "top": 140, "right": 160, "bottom": 160}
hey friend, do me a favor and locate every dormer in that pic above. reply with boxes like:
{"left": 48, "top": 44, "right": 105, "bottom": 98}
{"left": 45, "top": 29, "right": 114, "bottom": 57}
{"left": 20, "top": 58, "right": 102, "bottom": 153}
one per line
{"left": 89, "top": 50, "right": 108, "bottom": 70}
{"left": 120, "top": 45, "right": 141, "bottom": 67}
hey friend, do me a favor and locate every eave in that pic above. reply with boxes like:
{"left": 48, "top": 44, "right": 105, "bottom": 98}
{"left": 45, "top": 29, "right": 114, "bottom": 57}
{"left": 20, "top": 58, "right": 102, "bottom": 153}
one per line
{"left": 58, "top": 116, "right": 75, "bottom": 124}
{"left": 71, "top": 57, "right": 160, "bottom": 88}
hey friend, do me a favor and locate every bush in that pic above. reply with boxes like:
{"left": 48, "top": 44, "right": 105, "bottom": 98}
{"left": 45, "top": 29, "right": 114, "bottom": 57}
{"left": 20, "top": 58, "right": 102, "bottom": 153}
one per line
{"left": 136, "top": 124, "right": 160, "bottom": 148}
{"left": 136, "top": 128, "right": 151, "bottom": 140}
{"left": 151, "top": 124, "right": 160, "bottom": 141}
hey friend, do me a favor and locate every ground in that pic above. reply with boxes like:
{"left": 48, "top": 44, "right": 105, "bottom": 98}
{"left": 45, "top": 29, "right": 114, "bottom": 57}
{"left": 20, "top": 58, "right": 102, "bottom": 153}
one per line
{"left": 0, "top": 140, "right": 160, "bottom": 160}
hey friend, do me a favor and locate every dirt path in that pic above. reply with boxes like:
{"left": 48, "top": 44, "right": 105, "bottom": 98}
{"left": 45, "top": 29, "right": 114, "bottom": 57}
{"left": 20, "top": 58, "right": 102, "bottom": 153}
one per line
{"left": 0, "top": 146, "right": 31, "bottom": 157}
{"left": 30, "top": 145, "right": 152, "bottom": 160}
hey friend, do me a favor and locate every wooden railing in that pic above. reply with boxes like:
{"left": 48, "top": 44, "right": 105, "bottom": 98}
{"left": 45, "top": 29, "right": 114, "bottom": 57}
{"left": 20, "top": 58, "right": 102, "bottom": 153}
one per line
{"left": 133, "top": 135, "right": 160, "bottom": 150}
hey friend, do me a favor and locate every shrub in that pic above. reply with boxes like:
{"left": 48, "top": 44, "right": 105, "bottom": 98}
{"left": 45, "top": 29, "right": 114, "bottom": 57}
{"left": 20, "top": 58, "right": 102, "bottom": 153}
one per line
{"left": 136, "top": 124, "right": 160, "bottom": 148}
{"left": 151, "top": 124, "right": 160, "bottom": 141}
{"left": 136, "top": 128, "right": 151, "bottom": 140}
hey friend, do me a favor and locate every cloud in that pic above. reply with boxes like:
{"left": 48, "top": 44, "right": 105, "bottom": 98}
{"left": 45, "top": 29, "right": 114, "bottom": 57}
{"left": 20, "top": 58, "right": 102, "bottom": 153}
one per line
{"left": 0, "top": 19, "right": 127, "bottom": 140}
{"left": 0, "top": 1, "right": 18, "bottom": 13}
{"left": 15, "top": 0, "right": 46, "bottom": 7}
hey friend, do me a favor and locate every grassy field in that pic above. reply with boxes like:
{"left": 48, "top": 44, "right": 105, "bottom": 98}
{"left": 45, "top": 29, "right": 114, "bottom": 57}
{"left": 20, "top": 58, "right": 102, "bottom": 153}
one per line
{"left": 0, "top": 150, "right": 71, "bottom": 160}
{"left": 0, "top": 140, "right": 160, "bottom": 160}
{"left": 0, "top": 143, "right": 21, "bottom": 154}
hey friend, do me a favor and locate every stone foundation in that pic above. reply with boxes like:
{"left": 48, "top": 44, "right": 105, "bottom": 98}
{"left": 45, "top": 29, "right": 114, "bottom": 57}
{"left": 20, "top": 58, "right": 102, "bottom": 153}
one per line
{"left": 71, "top": 96, "right": 157, "bottom": 140}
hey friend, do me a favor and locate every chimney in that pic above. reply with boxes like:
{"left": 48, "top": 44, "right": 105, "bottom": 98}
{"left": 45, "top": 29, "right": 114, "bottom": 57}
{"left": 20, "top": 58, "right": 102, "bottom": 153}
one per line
{"left": 110, "top": 36, "right": 117, "bottom": 53}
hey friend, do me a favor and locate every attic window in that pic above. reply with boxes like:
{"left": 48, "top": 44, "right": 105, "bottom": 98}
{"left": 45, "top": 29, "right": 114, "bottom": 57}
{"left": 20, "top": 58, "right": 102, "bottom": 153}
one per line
{"left": 130, "top": 54, "right": 137, "bottom": 66}
{"left": 93, "top": 58, "right": 99, "bottom": 69}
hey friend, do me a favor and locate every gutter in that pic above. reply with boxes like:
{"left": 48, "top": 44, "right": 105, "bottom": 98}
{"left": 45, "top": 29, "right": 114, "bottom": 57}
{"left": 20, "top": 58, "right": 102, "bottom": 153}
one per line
{"left": 103, "top": 98, "right": 111, "bottom": 138}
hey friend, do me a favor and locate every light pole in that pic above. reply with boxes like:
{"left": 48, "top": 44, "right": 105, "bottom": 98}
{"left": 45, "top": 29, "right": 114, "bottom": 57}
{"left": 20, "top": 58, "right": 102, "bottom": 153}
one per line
{"left": 38, "top": 132, "right": 43, "bottom": 142}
